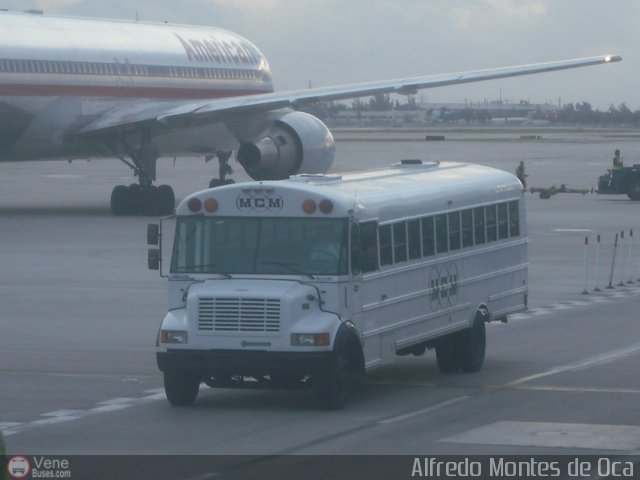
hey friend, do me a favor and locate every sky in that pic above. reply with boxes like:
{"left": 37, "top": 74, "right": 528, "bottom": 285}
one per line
{"left": 1, "top": 0, "right": 637, "bottom": 110}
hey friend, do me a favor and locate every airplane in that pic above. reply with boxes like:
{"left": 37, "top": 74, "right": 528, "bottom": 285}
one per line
{"left": 0, "top": 9, "right": 622, "bottom": 215}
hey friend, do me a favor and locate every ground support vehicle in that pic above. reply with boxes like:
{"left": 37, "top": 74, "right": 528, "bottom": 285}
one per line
{"left": 597, "top": 165, "right": 640, "bottom": 200}
{"left": 148, "top": 160, "right": 528, "bottom": 408}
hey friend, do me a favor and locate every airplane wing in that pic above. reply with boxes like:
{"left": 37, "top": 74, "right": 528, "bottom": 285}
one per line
{"left": 75, "top": 54, "right": 621, "bottom": 135}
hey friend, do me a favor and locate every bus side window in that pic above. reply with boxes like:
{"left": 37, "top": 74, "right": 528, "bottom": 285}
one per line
{"left": 486, "top": 205, "right": 497, "bottom": 242}
{"left": 461, "top": 209, "right": 473, "bottom": 248}
{"left": 379, "top": 224, "right": 392, "bottom": 266}
{"left": 393, "top": 222, "right": 407, "bottom": 263}
{"left": 473, "top": 207, "right": 485, "bottom": 245}
{"left": 435, "top": 214, "right": 448, "bottom": 254}
{"left": 448, "top": 211, "right": 461, "bottom": 251}
{"left": 408, "top": 219, "right": 421, "bottom": 259}
{"left": 498, "top": 202, "right": 509, "bottom": 239}
{"left": 360, "top": 221, "right": 379, "bottom": 273}
{"left": 421, "top": 217, "right": 435, "bottom": 257}
{"left": 509, "top": 200, "right": 520, "bottom": 237}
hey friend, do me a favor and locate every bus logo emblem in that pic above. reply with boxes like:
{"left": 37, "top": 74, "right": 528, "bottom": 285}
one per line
{"left": 236, "top": 191, "right": 284, "bottom": 212}
{"left": 429, "top": 263, "right": 459, "bottom": 311}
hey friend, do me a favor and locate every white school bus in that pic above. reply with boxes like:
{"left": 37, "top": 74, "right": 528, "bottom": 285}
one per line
{"left": 149, "top": 160, "right": 527, "bottom": 408}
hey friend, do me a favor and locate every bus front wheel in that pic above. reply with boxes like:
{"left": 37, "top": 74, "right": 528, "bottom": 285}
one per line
{"left": 315, "top": 352, "right": 353, "bottom": 409}
{"left": 164, "top": 373, "right": 200, "bottom": 406}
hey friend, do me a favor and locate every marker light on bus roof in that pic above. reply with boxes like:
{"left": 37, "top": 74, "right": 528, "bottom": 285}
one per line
{"left": 204, "top": 198, "right": 218, "bottom": 213}
{"left": 319, "top": 199, "right": 333, "bottom": 214}
{"left": 302, "top": 199, "right": 316, "bottom": 214}
{"left": 188, "top": 197, "right": 202, "bottom": 213}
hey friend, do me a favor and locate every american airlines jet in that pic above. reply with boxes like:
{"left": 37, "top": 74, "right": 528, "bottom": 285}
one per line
{"left": 0, "top": 10, "right": 621, "bottom": 215}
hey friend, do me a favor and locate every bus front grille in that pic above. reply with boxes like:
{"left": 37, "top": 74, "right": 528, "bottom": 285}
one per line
{"left": 198, "top": 297, "right": 281, "bottom": 332}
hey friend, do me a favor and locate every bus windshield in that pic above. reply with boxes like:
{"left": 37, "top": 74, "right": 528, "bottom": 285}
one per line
{"left": 171, "top": 216, "right": 349, "bottom": 276}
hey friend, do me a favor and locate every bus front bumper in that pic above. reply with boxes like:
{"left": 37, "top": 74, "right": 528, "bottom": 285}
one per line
{"left": 157, "top": 349, "right": 331, "bottom": 378}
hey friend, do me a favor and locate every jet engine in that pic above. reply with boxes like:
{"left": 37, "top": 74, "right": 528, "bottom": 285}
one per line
{"left": 237, "top": 111, "right": 335, "bottom": 180}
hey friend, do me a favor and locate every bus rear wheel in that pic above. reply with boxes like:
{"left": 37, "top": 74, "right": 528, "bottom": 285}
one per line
{"left": 435, "top": 309, "right": 487, "bottom": 374}
{"left": 459, "top": 312, "right": 487, "bottom": 373}
{"left": 435, "top": 335, "right": 461, "bottom": 373}
{"left": 164, "top": 373, "right": 200, "bottom": 406}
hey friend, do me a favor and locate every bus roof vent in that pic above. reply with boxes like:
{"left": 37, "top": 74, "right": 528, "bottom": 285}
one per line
{"left": 290, "top": 174, "right": 343, "bottom": 183}
{"left": 393, "top": 159, "right": 440, "bottom": 168}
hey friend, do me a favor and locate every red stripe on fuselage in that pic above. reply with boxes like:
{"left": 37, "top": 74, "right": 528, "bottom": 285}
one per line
{"left": 0, "top": 83, "right": 272, "bottom": 99}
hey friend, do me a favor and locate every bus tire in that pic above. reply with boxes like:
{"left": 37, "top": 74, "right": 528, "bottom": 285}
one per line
{"left": 436, "top": 334, "right": 461, "bottom": 373}
{"left": 459, "top": 311, "right": 487, "bottom": 373}
{"left": 315, "top": 352, "right": 352, "bottom": 409}
{"left": 164, "top": 373, "right": 200, "bottom": 406}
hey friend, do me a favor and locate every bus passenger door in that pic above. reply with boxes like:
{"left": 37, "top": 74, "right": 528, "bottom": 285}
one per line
{"left": 349, "top": 221, "right": 383, "bottom": 367}
{"left": 348, "top": 222, "right": 364, "bottom": 328}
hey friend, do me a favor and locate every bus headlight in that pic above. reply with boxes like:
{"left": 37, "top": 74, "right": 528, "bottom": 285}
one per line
{"left": 291, "top": 333, "right": 330, "bottom": 347}
{"left": 160, "top": 330, "right": 188, "bottom": 344}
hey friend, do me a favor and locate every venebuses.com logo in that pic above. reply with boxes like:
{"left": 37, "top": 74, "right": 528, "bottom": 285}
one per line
{"left": 7, "top": 457, "right": 30, "bottom": 479}
{"left": 6, "top": 456, "right": 71, "bottom": 479}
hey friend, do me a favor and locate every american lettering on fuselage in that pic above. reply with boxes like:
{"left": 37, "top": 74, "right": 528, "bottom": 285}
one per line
{"left": 0, "top": 10, "right": 622, "bottom": 215}
{"left": 174, "top": 34, "right": 260, "bottom": 65}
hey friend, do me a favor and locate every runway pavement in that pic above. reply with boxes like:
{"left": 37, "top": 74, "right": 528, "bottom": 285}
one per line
{"left": 1, "top": 127, "right": 639, "bottom": 472}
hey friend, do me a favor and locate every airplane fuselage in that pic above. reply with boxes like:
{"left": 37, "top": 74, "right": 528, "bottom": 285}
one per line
{"left": 0, "top": 10, "right": 621, "bottom": 215}
{"left": 0, "top": 10, "right": 273, "bottom": 161}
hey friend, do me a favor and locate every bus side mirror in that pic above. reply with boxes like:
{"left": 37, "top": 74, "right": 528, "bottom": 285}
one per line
{"left": 147, "top": 224, "right": 160, "bottom": 246}
{"left": 148, "top": 249, "right": 160, "bottom": 270}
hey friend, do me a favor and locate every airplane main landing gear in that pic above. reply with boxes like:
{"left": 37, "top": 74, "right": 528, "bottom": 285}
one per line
{"left": 110, "top": 183, "right": 175, "bottom": 216}
{"left": 110, "top": 143, "right": 175, "bottom": 216}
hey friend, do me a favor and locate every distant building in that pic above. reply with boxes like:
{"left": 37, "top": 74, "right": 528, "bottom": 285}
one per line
{"left": 323, "top": 99, "right": 559, "bottom": 127}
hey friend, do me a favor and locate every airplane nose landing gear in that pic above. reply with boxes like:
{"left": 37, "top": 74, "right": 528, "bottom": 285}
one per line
{"left": 208, "top": 151, "right": 236, "bottom": 188}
